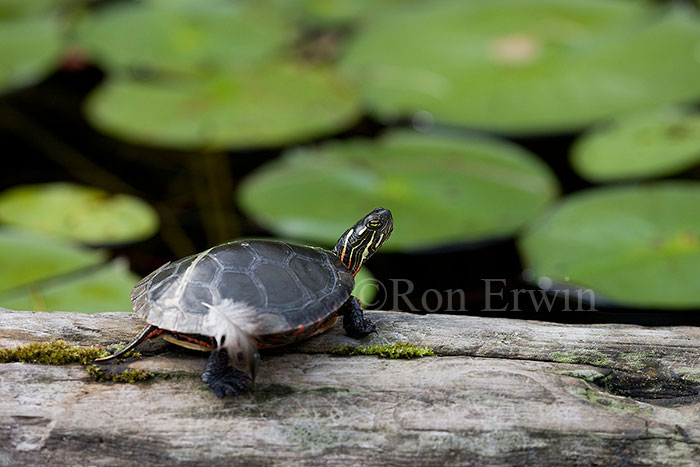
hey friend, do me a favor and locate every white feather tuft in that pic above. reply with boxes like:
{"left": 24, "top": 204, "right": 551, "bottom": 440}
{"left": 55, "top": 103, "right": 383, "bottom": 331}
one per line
{"left": 202, "top": 299, "right": 260, "bottom": 381}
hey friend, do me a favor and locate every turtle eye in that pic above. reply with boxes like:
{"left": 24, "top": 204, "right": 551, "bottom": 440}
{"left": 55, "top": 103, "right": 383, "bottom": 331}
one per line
{"left": 367, "top": 219, "right": 382, "bottom": 229}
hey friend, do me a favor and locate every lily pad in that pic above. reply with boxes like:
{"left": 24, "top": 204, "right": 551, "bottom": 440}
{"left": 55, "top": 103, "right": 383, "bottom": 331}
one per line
{"left": 0, "top": 227, "right": 106, "bottom": 295}
{"left": 0, "top": 183, "right": 159, "bottom": 245}
{"left": 571, "top": 107, "right": 700, "bottom": 182}
{"left": 282, "top": 0, "right": 426, "bottom": 25}
{"left": 85, "top": 65, "right": 361, "bottom": 149}
{"left": 239, "top": 130, "right": 559, "bottom": 250}
{"left": 0, "top": 15, "right": 64, "bottom": 93}
{"left": 0, "top": 258, "right": 139, "bottom": 313}
{"left": 0, "top": 0, "right": 84, "bottom": 19}
{"left": 340, "top": 1, "right": 700, "bottom": 134}
{"left": 519, "top": 182, "right": 700, "bottom": 309}
{"left": 75, "top": 2, "right": 292, "bottom": 75}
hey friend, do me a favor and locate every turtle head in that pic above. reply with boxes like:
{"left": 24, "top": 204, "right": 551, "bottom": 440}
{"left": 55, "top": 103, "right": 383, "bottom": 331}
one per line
{"left": 333, "top": 208, "right": 393, "bottom": 275}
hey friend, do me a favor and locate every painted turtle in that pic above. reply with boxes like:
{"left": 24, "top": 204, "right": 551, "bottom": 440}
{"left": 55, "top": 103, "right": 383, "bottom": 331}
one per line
{"left": 96, "top": 208, "right": 393, "bottom": 397}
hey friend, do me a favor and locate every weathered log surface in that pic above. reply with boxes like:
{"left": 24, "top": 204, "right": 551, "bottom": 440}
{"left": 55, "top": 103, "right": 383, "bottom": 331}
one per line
{"left": 1, "top": 308, "right": 698, "bottom": 466}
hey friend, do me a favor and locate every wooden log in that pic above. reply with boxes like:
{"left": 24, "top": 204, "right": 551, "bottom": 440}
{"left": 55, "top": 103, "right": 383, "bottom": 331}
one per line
{"left": 1, "top": 308, "right": 698, "bottom": 466}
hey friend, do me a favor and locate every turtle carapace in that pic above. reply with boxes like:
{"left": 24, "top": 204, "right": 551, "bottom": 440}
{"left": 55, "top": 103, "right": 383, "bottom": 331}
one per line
{"left": 96, "top": 208, "right": 393, "bottom": 397}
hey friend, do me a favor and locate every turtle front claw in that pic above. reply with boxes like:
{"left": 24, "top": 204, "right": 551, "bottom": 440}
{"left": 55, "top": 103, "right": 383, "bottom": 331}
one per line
{"left": 351, "top": 319, "right": 376, "bottom": 338}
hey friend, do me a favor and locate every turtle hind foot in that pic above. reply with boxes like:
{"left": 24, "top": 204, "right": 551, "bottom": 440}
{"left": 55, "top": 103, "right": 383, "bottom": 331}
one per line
{"left": 202, "top": 349, "right": 252, "bottom": 398}
{"left": 206, "top": 370, "right": 251, "bottom": 398}
{"left": 342, "top": 296, "right": 376, "bottom": 339}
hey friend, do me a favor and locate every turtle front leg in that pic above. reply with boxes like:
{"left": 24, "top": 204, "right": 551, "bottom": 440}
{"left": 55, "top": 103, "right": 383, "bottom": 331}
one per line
{"left": 201, "top": 349, "right": 252, "bottom": 398}
{"left": 341, "top": 296, "right": 376, "bottom": 338}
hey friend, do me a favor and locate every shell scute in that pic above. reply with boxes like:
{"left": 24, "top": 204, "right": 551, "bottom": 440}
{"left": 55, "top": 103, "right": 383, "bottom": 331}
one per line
{"left": 148, "top": 275, "right": 178, "bottom": 302}
{"left": 249, "top": 241, "right": 293, "bottom": 264}
{"left": 290, "top": 244, "right": 326, "bottom": 262}
{"left": 219, "top": 271, "right": 265, "bottom": 308}
{"left": 175, "top": 255, "right": 196, "bottom": 274}
{"left": 182, "top": 282, "right": 214, "bottom": 313}
{"left": 210, "top": 243, "right": 256, "bottom": 270}
{"left": 255, "top": 263, "right": 307, "bottom": 308}
{"left": 190, "top": 255, "right": 219, "bottom": 283}
{"left": 290, "top": 255, "right": 330, "bottom": 292}
{"left": 153, "top": 262, "right": 179, "bottom": 286}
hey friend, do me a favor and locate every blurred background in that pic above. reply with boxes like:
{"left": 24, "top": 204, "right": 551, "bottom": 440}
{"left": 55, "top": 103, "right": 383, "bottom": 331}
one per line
{"left": 1, "top": 0, "right": 700, "bottom": 324}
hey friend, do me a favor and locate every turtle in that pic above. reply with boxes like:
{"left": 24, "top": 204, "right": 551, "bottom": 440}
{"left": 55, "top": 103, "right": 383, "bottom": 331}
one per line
{"left": 96, "top": 208, "right": 393, "bottom": 397}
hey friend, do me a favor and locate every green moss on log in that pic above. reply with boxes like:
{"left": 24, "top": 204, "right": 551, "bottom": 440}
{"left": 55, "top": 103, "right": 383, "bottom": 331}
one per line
{"left": 568, "top": 385, "right": 652, "bottom": 415}
{"left": 0, "top": 340, "right": 108, "bottom": 364}
{"left": 677, "top": 367, "right": 700, "bottom": 384}
{"left": 619, "top": 351, "right": 656, "bottom": 372}
{"left": 330, "top": 342, "right": 435, "bottom": 359}
{"left": 550, "top": 350, "right": 613, "bottom": 367}
{"left": 85, "top": 364, "right": 154, "bottom": 383}
{"left": 556, "top": 369, "right": 607, "bottom": 383}
{"left": 0, "top": 340, "right": 153, "bottom": 384}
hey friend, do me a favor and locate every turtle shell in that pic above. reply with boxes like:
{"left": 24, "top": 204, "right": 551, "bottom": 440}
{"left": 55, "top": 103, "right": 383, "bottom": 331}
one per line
{"left": 130, "top": 240, "right": 355, "bottom": 340}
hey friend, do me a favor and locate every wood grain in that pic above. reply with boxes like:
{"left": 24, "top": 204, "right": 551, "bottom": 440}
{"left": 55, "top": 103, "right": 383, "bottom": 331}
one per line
{"left": 1, "top": 309, "right": 698, "bottom": 466}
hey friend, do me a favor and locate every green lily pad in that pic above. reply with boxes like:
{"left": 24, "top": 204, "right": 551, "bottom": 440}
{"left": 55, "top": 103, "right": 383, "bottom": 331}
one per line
{"left": 0, "top": 0, "right": 84, "bottom": 19}
{"left": 571, "top": 107, "right": 700, "bottom": 182}
{"left": 0, "top": 183, "right": 159, "bottom": 245}
{"left": 0, "top": 15, "right": 64, "bottom": 93}
{"left": 0, "top": 258, "right": 139, "bottom": 313}
{"left": 340, "top": 1, "right": 700, "bottom": 134}
{"left": 282, "top": 0, "right": 426, "bottom": 25}
{"left": 85, "top": 64, "right": 361, "bottom": 149}
{"left": 75, "top": 2, "right": 292, "bottom": 75}
{"left": 519, "top": 182, "right": 700, "bottom": 309}
{"left": 239, "top": 130, "right": 559, "bottom": 250}
{"left": 0, "top": 227, "right": 106, "bottom": 295}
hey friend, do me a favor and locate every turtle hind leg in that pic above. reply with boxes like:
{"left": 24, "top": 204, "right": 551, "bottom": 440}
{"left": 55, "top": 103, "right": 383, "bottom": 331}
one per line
{"left": 201, "top": 349, "right": 253, "bottom": 398}
{"left": 341, "top": 296, "right": 376, "bottom": 338}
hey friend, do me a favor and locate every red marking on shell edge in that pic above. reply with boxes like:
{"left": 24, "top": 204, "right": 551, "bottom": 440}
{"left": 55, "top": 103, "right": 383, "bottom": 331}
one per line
{"left": 146, "top": 329, "right": 164, "bottom": 340}
{"left": 171, "top": 332, "right": 214, "bottom": 349}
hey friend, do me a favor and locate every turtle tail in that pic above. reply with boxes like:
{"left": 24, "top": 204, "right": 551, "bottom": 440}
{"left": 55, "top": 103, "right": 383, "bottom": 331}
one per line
{"left": 94, "top": 324, "right": 163, "bottom": 362}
